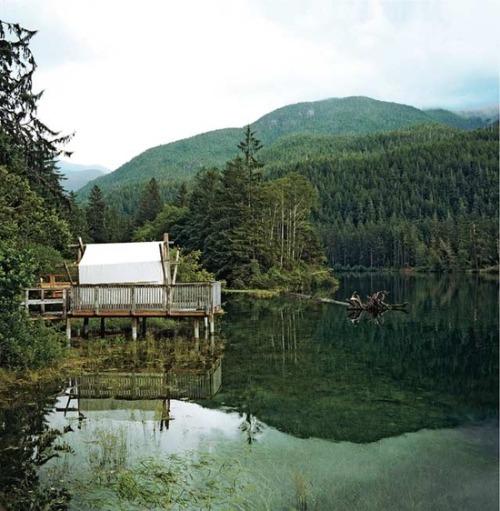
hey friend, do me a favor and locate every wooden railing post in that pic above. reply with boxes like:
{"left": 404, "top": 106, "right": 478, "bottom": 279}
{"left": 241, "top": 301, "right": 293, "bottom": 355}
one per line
{"left": 131, "top": 286, "right": 136, "bottom": 313}
{"left": 62, "top": 289, "right": 67, "bottom": 317}
{"left": 94, "top": 286, "right": 99, "bottom": 313}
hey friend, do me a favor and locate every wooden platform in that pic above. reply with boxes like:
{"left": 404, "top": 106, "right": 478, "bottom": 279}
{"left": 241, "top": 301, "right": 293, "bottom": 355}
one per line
{"left": 23, "top": 282, "right": 222, "bottom": 339}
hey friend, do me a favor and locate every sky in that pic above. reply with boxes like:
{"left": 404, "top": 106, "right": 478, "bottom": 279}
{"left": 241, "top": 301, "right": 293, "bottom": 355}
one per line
{"left": 1, "top": 0, "right": 498, "bottom": 170}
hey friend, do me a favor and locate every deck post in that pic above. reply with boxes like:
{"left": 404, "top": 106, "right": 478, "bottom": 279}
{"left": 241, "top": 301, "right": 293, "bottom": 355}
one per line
{"left": 194, "top": 318, "right": 200, "bottom": 339}
{"left": 209, "top": 314, "right": 215, "bottom": 335}
{"left": 100, "top": 317, "right": 105, "bottom": 338}
{"left": 66, "top": 318, "right": 72, "bottom": 342}
{"left": 204, "top": 316, "right": 208, "bottom": 329}
{"left": 83, "top": 317, "right": 89, "bottom": 338}
{"left": 131, "top": 317, "right": 138, "bottom": 341}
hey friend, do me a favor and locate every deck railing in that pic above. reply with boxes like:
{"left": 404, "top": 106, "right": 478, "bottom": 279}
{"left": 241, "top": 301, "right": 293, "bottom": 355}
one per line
{"left": 24, "top": 288, "right": 68, "bottom": 317}
{"left": 24, "top": 282, "right": 221, "bottom": 317}
{"left": 70, "top": 282, "right": 221, "bottom": 314}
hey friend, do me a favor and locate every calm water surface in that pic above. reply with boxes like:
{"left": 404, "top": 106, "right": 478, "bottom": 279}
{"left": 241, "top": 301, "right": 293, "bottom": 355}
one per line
{"left": 1, "top": 273, "right": 498, "bottom": 510}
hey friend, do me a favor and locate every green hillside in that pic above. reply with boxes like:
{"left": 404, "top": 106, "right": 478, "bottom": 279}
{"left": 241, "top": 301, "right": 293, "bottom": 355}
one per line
{"left": 77, "top": 96, "right": 487, "bottom": 202}
{"left": 264, "top": 123, "right": 498, "bottom": 270}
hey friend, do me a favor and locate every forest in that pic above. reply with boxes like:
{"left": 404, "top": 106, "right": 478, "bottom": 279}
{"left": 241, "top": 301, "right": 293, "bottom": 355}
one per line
{"left": 81, "top": 122, "right": 499, "bottom": 275}
{"left": 0, "top": 19, "right": 498, "bottom": 369}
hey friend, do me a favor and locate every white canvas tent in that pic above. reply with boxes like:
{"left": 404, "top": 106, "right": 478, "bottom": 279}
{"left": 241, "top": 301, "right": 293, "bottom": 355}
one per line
{"left": 78, "top": 241, "right": 165, "bottom": 285}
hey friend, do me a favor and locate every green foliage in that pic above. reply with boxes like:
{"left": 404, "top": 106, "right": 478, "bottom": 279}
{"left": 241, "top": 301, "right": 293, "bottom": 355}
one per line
{"left": 0, "top": 21, "right": 72, "bottom": 370}
{"left": 0, "top": 167, "right": 71, "bottom": 251}
{"left": 132, "top": 204, "right": 187, "bottom": 242}
{"left": 175, "top": 249, "right": 215, "bottom": 283}
{"left": 0, "top": 312, "right": 66, "bottom": 369}
{"left": 0, "top": 237, "right": 37, "bottom": 306}
{"left": 267, "top": 124, "right": 499, "bottom": 270}
{"left": 0, "top": 237, "right": 66, "bottom": 369}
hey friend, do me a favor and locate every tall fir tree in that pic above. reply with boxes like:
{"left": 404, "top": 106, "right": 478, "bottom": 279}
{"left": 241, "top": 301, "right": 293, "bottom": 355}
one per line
{"left": 135, "top": 177, "right": 162, "bottom": 226}
{"left": 86, "top": 185, "right": 108, "bottom": 243}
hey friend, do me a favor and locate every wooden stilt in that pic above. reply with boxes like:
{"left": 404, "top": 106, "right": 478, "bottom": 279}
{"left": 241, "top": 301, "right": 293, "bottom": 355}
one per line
{"left": 209, "top": 314, "right": 215, "bottom": 335}
{"left": 204, "top": 316, "right": 208, "bottom": 329}
{"left": 131, "top": 317, "right": 138, "bottom": 341}
{"left": 66, "top": 318, "right": 72, "bottom": 342}
{"left": 100, "top": 317, "right": 105, "bottom": 338}
{"left": 83, "top": 317, "right": 89, "bottom": 338}
{"left": 194, "top": 318, "right": 200, "bottom": 339}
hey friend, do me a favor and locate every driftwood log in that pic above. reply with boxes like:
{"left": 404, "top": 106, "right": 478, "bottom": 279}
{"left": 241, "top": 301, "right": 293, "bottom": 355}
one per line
{"left": 346, "top": 290, "right": 410, "bottom": 313}
{"left": 289, "top": 291, "right": 410, "bottom": 313}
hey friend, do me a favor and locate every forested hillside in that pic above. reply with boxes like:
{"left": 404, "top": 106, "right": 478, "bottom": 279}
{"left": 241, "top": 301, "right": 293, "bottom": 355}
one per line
{"left": 77, "top": 96, "right": 491, "bottom": 203}
{"left": 265, "top": 124, "right": 499, "bottom": 270}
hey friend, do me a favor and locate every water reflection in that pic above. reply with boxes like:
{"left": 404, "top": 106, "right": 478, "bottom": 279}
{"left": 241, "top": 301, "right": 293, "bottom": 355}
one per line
{"left": 1, "top": 273, "right": 498, "bottom": 510}
{"left": 58, "top": 341, "right": 223, "bottom": 436}
{"left": 217, "top": 273, "right": 498, "bottom": 443}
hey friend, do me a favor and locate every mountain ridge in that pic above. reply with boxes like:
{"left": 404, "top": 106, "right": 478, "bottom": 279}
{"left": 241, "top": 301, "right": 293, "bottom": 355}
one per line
{"left": 76, "top": 95, "right": 496, "bottom": 199}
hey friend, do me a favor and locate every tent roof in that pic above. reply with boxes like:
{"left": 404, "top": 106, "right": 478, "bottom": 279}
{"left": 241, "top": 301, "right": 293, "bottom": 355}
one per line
{"left": 80, "top": 242, "right": 163, "bottom": 266}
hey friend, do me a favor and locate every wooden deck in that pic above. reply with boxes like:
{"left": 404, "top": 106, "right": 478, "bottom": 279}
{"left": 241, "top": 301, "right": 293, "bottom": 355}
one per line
{"left": 24, "top": 282, "right": 221, "bottom": 318}
{"left": 23, "top": 282, "right": 222, "bottom": 339}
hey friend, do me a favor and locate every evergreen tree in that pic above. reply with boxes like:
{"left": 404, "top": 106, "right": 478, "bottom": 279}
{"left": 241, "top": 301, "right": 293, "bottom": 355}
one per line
{"left": 0, "top": 20, "right": 72, "bottom": 204}
{"left": 135, "top": 177, "right": 162, "bottom": 225}
{"left": 86, "top": 185, "right": 108, "bottom": 243}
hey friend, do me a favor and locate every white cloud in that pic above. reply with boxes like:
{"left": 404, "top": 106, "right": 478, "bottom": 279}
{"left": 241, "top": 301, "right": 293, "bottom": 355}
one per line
{"left": 1, "top": 0, "right": 498, "bottom": 169}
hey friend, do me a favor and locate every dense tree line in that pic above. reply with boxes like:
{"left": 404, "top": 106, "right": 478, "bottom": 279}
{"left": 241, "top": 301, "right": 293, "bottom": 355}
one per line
{"left": 266, "top": 124, "right": 499, "bottom": 270}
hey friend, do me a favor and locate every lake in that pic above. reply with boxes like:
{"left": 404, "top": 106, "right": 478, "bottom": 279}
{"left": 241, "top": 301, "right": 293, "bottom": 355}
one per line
{"left": 0, "top": 273, "right": 498, "bottom": 510}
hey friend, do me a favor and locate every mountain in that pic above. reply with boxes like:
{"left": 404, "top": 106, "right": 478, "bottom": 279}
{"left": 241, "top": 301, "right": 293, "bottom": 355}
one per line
{"left": 57, "top": 160, "right": 111, "bottom": 192}
{"left": 76, "top": 96, "right": 494, "bottom": 200}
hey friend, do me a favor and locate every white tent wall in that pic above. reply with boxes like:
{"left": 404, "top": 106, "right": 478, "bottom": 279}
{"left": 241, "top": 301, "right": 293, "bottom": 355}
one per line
{"left": 79, "top": 242, "right": 165, "bottom": 285}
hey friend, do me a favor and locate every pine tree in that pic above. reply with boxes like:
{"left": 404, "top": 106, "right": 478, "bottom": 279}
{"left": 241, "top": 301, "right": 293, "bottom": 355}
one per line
{"left": 86, "top": 185, "right": 108, "bottom": 243}
{"left": 0, "top": 20, "right": 72, "bottom": 204}
{"left": 135, "top": 178, "right": 162, "bottom": 225}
